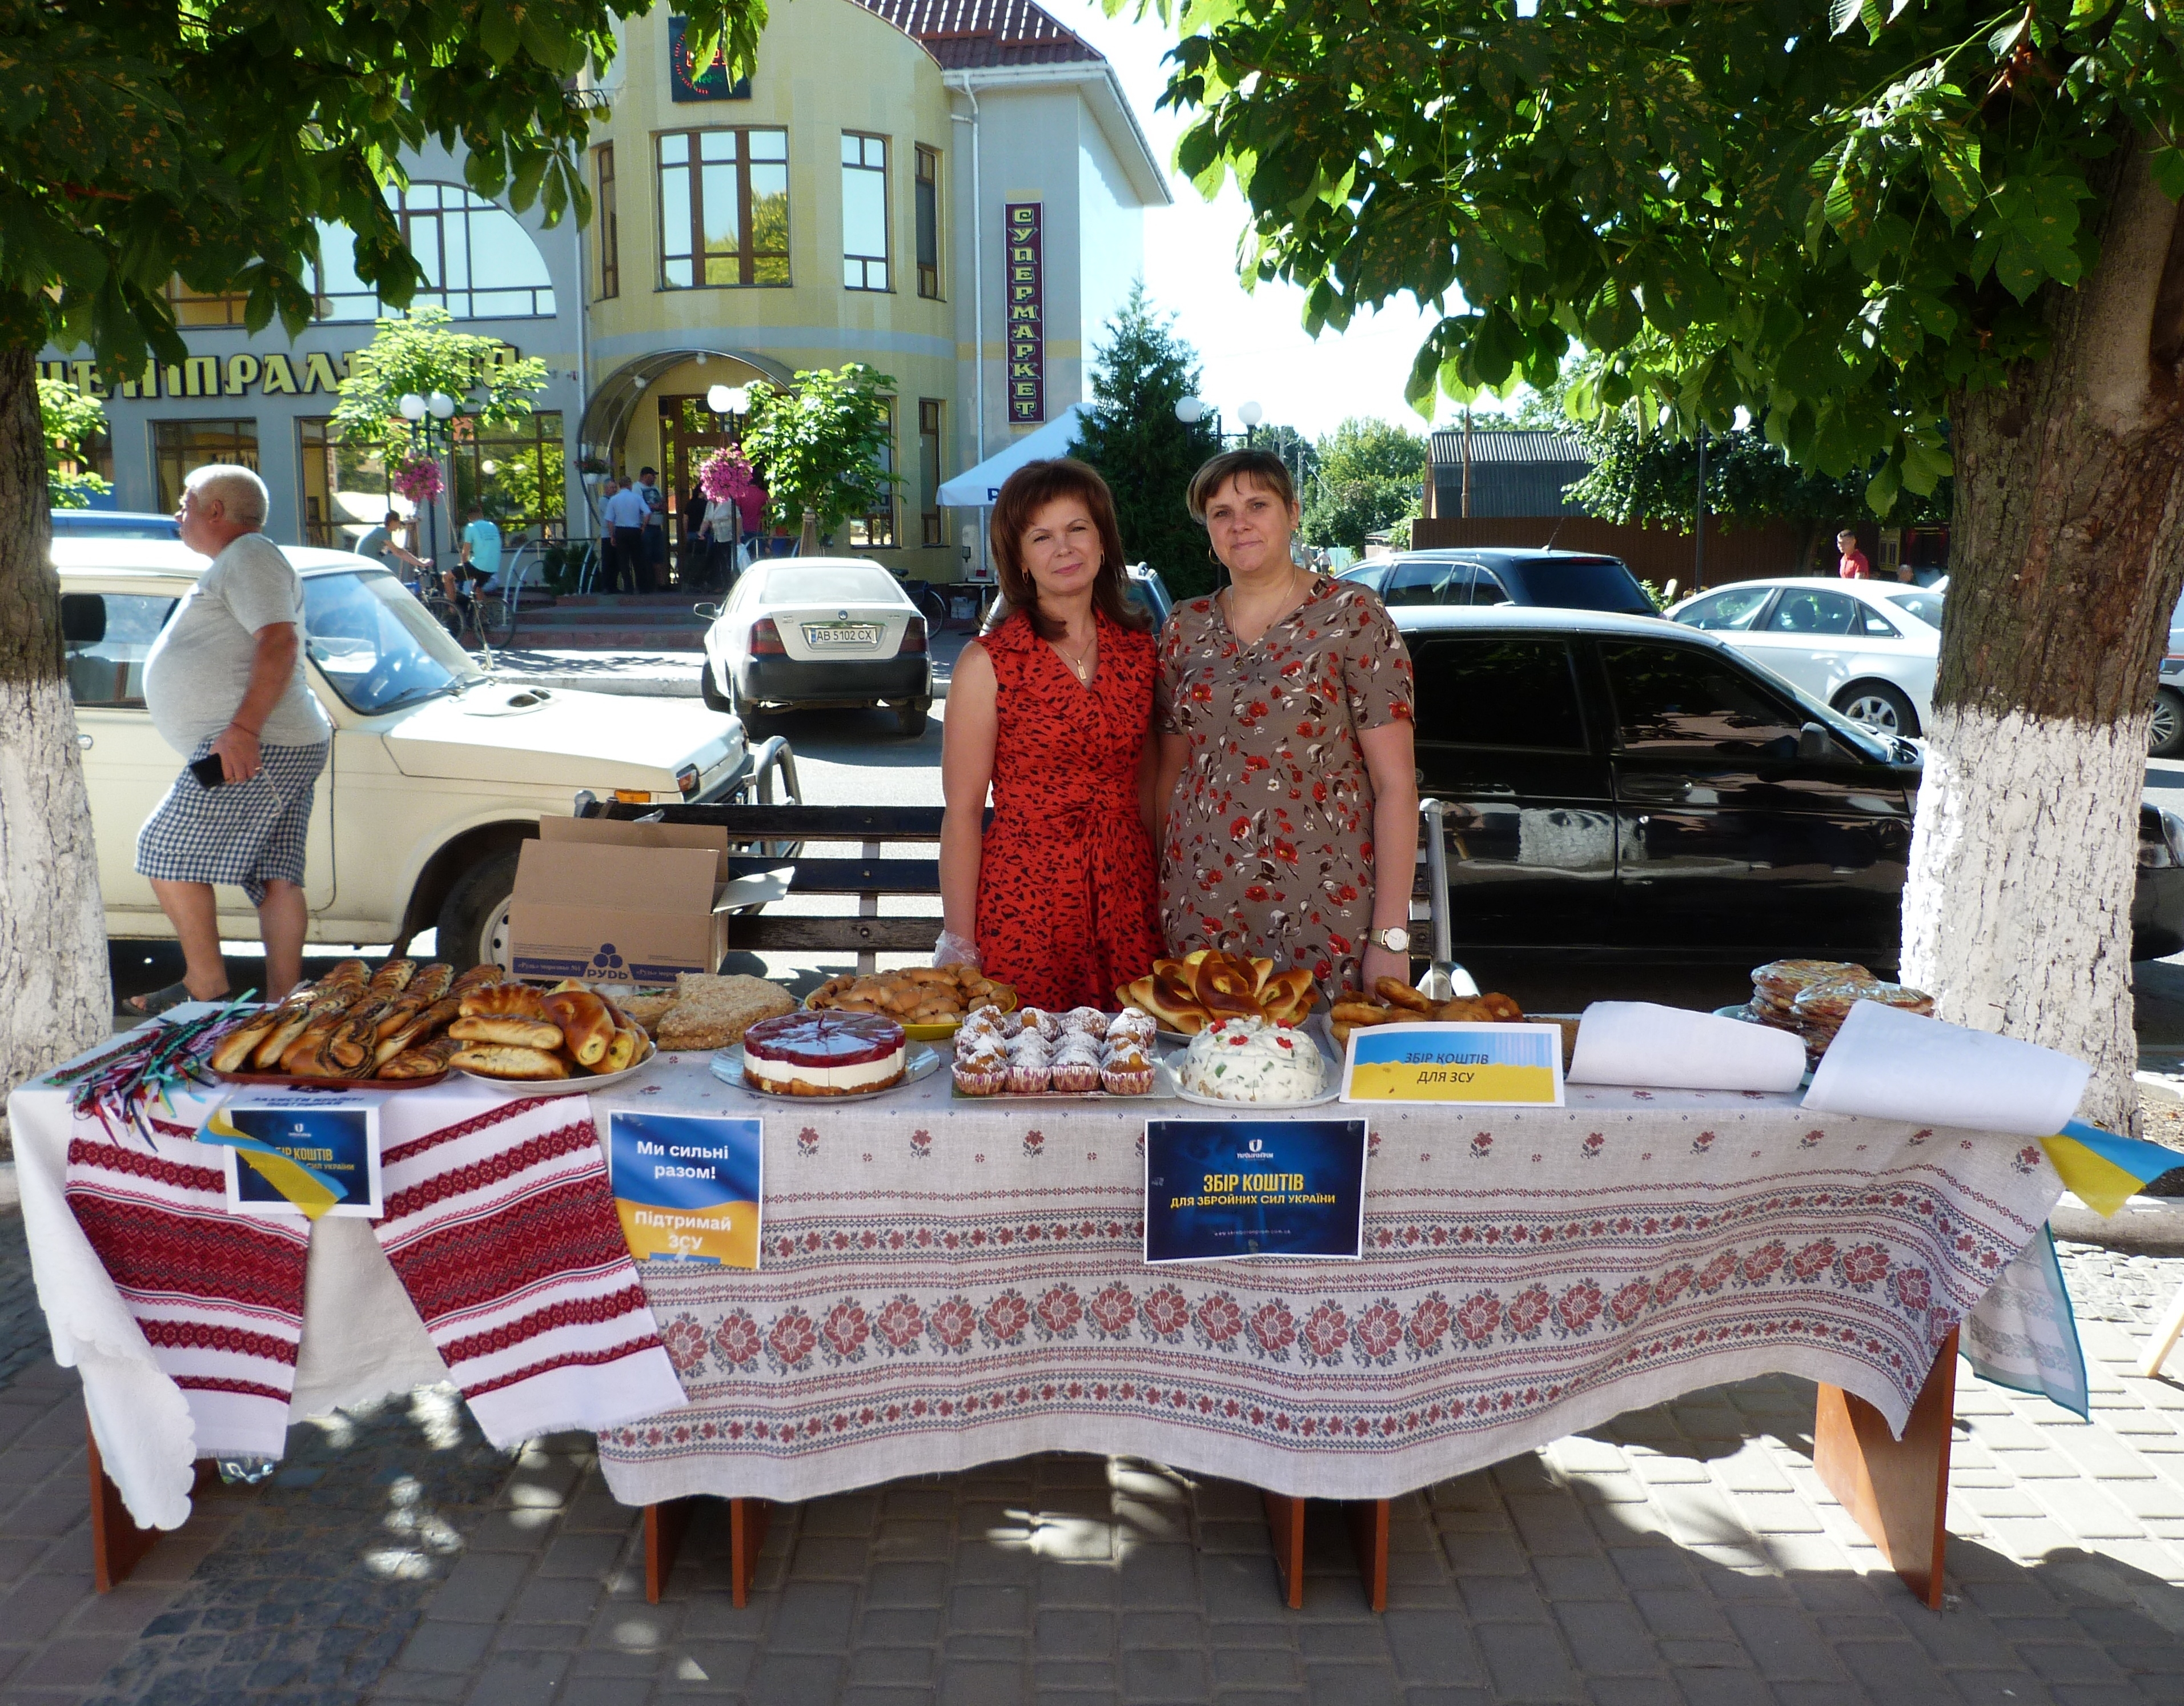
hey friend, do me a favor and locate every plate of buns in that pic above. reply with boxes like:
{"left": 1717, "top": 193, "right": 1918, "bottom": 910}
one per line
{"left": 448, "top": 981, "right": 657, "bottom": 1094}
{"left": 1116, "top": 949, "right": 1315, "bottom": 1038}
{"left": 804, "top": 964, "right": 1017, "bottom": 1040}
{"left": 210, "top": 958, "right": 500, "bottom": 1087}
{"left": 1330, "top": 979, "right": 1581, "bottom": 1065}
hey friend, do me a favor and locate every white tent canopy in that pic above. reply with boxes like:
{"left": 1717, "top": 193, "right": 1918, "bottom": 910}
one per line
{"left": 936, "top": 406, "right": 1093, "bottom": 508}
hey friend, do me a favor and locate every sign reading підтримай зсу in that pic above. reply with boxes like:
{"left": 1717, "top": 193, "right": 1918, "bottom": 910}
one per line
{"left": 607, "top": 1110, "right": 761, "bottom": 1268}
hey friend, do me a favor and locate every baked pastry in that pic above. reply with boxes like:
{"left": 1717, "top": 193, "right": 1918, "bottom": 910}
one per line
{"left": 373, "top": 998, "right": 460, "bottom": 1069}
{"left": 1107, "top": 1007, "right": 1156, "bottom": 1047}
{"left": 1178, "top": 1016, "right": 1324, "bottom": 1102}
{"left": 449, "top": 1014, "right": 564, "bottom": 1050}
{"left": 459, "top": 983, "right": 549, "bottom": 1021}
{"left": 953, "top": 1034, "right": 1010, "bottom": 1096}
{"left": 1101, "top": 1041, "right": 1154, "bottom": 1097}
{"left": 1061, "top": 1006, "right": 1109, "bottom": 1040}
{"left": 741, "top": 1011, "right": 907, "bottom": 1095}
{"left": 613, "top": 990, "right": 677, "bottom": 1031}
{"left": 659, "top": 974, "right": 796, "bottom": 1050}
{"left": 601, "top": 1018, "right": 641, "bottom": 1073}
{"left": 1119, "top": 952, "right": 1318, "bottom": 1032}
{"left": 380, "top": 1037, "right": 460, "bottom": 1079}
{"left": 545, "top": 989, "right": 615, "bottom": 1066}
{"left": 368, "top": 958, "right": 417, "bottom": 995}
{"left": 451, "top": 1044, "right": 570, "bottom": 1080}
{"left": 1050, "top": 1039, "right": 1102, "bottom": 1094}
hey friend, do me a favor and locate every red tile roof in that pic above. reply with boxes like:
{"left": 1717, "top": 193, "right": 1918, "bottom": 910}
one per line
{"left": 854, "top": 0, "right": 1105, "bottom": 69}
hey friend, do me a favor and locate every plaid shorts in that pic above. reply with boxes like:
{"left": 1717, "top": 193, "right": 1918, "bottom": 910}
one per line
{"left": 135, "top": 738, "right": 330, "bottom": 906}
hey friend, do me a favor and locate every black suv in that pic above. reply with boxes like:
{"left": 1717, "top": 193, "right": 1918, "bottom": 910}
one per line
{"left": 1342, "top": 548, "right": 1657, "bottom": 618}
{"left": 1396, "top": 607, "right": 2184, "bottom": 965}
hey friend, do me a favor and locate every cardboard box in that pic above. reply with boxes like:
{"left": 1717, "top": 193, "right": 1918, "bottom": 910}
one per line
{"left": 508, "top": 819, "right": 731, "bottom": 984}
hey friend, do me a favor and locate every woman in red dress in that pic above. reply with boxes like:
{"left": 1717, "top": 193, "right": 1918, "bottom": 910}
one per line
{"left": 938, "top": 459, "right": 1161, "bottom": 1010}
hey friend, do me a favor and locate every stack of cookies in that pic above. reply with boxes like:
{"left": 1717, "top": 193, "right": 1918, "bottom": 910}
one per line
{"left": 1742, "top": 960, "right": 1934, "bottom": 1065}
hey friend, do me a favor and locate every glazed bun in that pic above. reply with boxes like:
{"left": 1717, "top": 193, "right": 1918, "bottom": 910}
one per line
{"left": 459, "top": 983, "right": 549, "bottom": 1021}
{"left": 544, "top": 989, "right": 615, "bottom": 1066}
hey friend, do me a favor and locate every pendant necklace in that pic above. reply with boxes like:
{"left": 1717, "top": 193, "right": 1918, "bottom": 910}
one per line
{"left": 1057, "top": 629, "right": 1097, "bottom": 683}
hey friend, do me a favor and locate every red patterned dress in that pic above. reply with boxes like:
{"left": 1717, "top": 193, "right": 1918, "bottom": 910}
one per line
{"left": 974, "top": 609, "right": 1161, "bottom": 1010}
{"left": 1154, "top": 577, "right": 1414, "bottom": 992}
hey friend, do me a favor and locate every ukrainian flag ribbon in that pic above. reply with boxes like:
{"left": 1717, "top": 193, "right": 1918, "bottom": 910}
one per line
{"left": 2038, "top": 1121, "right": 2182, "bottom": 1218}
{"left": 200, "top": 1105, "right": 347, "bottom": 1220}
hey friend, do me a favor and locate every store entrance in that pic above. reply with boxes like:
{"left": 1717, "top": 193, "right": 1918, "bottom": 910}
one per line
{"left": 657, "top": 395, "right": 740, "bottom": 590}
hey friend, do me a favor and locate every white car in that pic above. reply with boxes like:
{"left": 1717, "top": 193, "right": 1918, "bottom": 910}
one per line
{"left": 698, "top": 556, "right": 934, "bottom": 737}
{"left": 59, "top": 538, "right": 780, "bottom": 969}
{"left": 1665, "top": 577, "right": 1942, "bottom": 737}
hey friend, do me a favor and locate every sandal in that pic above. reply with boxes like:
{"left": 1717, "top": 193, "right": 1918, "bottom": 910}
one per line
{"left": 123, "top": 981, "right": 228, "bottom": 1016}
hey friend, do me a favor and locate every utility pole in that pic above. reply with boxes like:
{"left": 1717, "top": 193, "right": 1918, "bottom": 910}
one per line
{"left": 1694, "top": 423, "right": 1708, "bottom": 591}
{"left": 1461, "top": 407, "right": 1473, "bottom": 520}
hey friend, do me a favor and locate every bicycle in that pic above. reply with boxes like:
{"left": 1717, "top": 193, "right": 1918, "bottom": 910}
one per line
{"left": 892, "top": 569, "right": 951, "bottom": 632}
{"left": 420, "top": 572, "right": 518, "bottom": 652}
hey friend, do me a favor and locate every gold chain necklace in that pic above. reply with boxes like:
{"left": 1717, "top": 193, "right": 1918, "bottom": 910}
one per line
{"left": 1055, "top": 628, "right": 1097, "bottom": 683}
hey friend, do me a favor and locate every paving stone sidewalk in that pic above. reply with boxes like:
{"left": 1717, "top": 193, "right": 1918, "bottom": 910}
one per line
{"left": 10, "top": 1204, "right": 2184, "bottom": 1704}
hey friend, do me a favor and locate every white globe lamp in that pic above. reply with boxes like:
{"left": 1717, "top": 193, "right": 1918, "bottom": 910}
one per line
{"left": 427, "top": 391, "right": 456, "bottom": 420}
{"left": 1238, "top": 400, "right": 1265, "bottom": 428}
{"left": 707, "top": 383, "right": 734, "bottom": 414}
{"left": 398, "top": 392, "right": 427, "bottom": 422}
{"left": 1174, "top": 396, "right": 1206, "bottom": 425}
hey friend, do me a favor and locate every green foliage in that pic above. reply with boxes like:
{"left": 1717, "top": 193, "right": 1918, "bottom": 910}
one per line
{"left": 332, "top": 308, "right": 551, "bottom": 450}
{"left": 1070, "top": 282, "right": 1224, "bottom": 597}
{"left": 738, "top": 364, "right": 903, "bottom": 543}
{"left": 39, "top": 374, "right": 109, "bottom": 508}
{"left": 1, "top": 0, "right": 765, "bottom": 375}
{"left": 1300, "top": 415, "right": 1427, "bottom": 551}
{"left": 1134, "top": 0, "right": 2184, "bottom": 512}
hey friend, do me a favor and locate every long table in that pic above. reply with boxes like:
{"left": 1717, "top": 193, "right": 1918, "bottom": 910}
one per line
{"left": 10, "top": 1037, "right": 2066, "bottom": 1611}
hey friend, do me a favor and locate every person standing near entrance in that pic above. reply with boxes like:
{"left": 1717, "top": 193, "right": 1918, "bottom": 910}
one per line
{"left": 601, "top": 477, "right": 649, "bottom": 596}
{"left": 127, "top": 465, "right": 332, "bottom": 1012}
{"left": 637, "top": 466, "right": 668, "bottom": 592}
{"left": 1836, "top": 529, "right": 1872, "bottom": 579}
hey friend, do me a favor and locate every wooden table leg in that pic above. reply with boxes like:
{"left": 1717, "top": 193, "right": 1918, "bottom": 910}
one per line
{"left": 1346, "top": 1498, "right": 1390, "bottom": 1613}
{"left": 1262, "top": 1491, "right": 1306, "bottom": 1610}
{"left": 1813, "top": 1327, "right": 1958, "bottom": 1609}
{"left": 645, "top": 1498, "right": 770, "bottom": 1606}
{"left": 87, "top": 1414, "right": 162, "bottom": 1592}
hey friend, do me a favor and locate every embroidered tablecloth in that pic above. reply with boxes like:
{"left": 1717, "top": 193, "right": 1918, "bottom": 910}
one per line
{"left": 588, "top": 1057, "right": 2067, "bottom": 1507}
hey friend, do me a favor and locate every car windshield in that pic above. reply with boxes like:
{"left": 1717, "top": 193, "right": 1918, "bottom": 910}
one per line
{"left": 1886, "top": 589, "right": 1945, "bottom": 629}
{"left": 758, "top": 565, "right": 903, "bottom": 605}
{"left": 1501, "top": 556, "right": 1655, "bottom": 614}
{"left": 302, "top": 569, "right": 485, "bottom": 715}
{"left": 1673, "top": 585, "right": 1773, "bottom": 631}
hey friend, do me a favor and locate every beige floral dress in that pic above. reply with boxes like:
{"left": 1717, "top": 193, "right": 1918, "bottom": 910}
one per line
{"left": 1154, "top": 577, "right": 1415, "bottom": 992}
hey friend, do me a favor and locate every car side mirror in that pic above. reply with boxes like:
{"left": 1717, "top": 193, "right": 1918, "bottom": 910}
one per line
{"left": 692, "top": 602, "right": 721, "bottom": 621}
{"left": 59, "top": 593, "right": 105, "bottom": 645}
{"left": 1796, "top": 721, "right": 1834, "bottom": 763}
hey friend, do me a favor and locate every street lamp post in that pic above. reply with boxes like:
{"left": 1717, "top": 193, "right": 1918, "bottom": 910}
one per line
{"left": 1176, "top": 396, "right": 1266, "bottom": 449}
{"left": 398, "top": 390, "right": 466, "bottom": 570}
{"left": 707, "top": 383, "right": 752, "bottom": 577}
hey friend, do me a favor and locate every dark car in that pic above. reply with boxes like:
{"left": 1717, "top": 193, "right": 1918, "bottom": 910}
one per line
{"left": 1342, "top": 548, "right": 1657, "bottom": 618}
{"left": 1395, "top": 607, "right": 2184, "bottom": 965}
{"left": 48, "top": 509, "right": 183, "bottom": 540}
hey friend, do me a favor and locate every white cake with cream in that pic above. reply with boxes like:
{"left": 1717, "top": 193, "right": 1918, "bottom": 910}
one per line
{"left": 1177, "top": 1015, "right": 1323, "bottom": 1102}
{"left": 741, "top": 1010, "right": 907, "bottom": 1095}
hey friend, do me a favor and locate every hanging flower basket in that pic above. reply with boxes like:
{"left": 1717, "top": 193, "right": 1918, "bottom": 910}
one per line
{"left": 697, "top": 445, "right": 757, "bottom": 506}
{"left": 391, "top": 455, "right": 443, "bottom": 506}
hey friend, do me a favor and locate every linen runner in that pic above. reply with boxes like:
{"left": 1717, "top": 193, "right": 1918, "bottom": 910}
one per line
{"left": 372, "top": 1090, "right": 686, "bottom": 1446}
{"left": 63, "top": 1127, "right": 310, "bottom": 1462}
{"left": 592, "top": 1067, "right": 2068, "bottom": 1507}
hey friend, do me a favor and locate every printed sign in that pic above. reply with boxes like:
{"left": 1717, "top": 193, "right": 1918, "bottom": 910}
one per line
{"left": 669, "top": 15, "right": 753, "bottom": 101}
{"left": 213, "top": 1091, "right": 384, "bottom": 1219}
{"left": 607, "top": 1111, "right": 762, "bottom": 1267}
{"left": 1144, "top": 1118, "right": 1367, "bottom": 1264}
{"left": 1340, "top": 1022, "right": 1565, "bottom": 1106}
{"left": 1004, "top": 202, "right": 1043, "bottom": 423}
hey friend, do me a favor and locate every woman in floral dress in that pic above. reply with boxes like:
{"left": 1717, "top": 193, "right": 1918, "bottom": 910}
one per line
{"left": 937, "top": 459, "right": 1162, "bottom": 1010}
{"left": 1153, "top": 448, "right": 1417, "bottom": 997}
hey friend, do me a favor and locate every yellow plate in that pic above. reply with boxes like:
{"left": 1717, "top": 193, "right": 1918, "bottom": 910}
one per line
{"left": 802, "top": 979, "right": 1018, "bottom": 1041}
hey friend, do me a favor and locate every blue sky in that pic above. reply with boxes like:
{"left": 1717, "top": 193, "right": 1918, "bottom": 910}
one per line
{"left": 1056, "top": 1, "right": 1487, "bottom": 444}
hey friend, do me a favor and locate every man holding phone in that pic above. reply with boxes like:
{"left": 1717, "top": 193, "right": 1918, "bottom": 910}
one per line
{"left": 127, "top": 464, "right": 332, "bottom": 1013}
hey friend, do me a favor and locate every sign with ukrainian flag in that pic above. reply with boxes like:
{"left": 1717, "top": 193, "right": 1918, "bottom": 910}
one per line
{"left": 607, "top": 1111, "right": 762, "bottom": 1268}
{"left": 210, "top": 1091, "right": 383, "bottom": 1220}
{"left": 1340, "top": 1022, "right": 1565, "bottom": 1107}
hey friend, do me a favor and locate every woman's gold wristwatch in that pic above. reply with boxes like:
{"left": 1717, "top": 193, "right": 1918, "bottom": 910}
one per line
{"left": 1367, "top": 927, "right": 1411, "bottom": 953}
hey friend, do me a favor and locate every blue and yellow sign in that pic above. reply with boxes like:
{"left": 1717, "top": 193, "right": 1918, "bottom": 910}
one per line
{"left": 1145, "top": 1119, "right": 1367, "bottom": 1263}
{"left": 607, "top": 1111, "right": 761, "bottom": 1267}
{"left": 210, "top": 1093, "right": 383, "bottom": 1220}
{"left": 1341, "top": 1022, "right": 1564, "bottom": 1106}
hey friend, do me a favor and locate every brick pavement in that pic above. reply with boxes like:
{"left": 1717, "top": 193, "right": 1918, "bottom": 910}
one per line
{"left": 9, "top": 1202, "right": 2184, "bottom": 1703}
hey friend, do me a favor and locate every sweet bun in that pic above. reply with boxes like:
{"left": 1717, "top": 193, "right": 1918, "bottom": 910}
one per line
{"left": 450, "top": 1045, "right": 570, "bottom": 1080}
{"left": 368, "top": 959, "right": 418, "bottom": 994}
{"left": 459, "top": 984, "right": 549, "bottom": 1021}
{"left": 544, "top": 989, "right": 615, "bottom": 1066}
{"left": 380, "top": 1038, "right": 460, "bottom": 1078}
{"left": 602, "top": 1022, "right": 639, "bottom": 1073}
{"left": 449, "top": 1015, "right": 565, "bottom": 1049}
{"left": 1195, "top": 952, "right": 1260, "bottom": 1004}
{"left": 1259, "top": 968, "right": 1315, "bottom": 1017}
{"left": 1376, "top": 978, "right": 1434, "bottom": 1013}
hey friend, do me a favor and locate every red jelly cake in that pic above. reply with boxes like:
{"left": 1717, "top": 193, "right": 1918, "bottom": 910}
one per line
{"left": 741, "top": 1010, "right": 908, "bottom": 1095}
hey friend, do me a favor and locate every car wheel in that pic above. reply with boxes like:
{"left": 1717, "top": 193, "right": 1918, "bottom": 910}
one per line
{"left": 727, "top": 671, "right": 776, "bottom": 737}
{"left": 436, "top": 850, "right": 519, "bottom": 972}
{"left": 896, "top": 696, "right": 931, "bottom": 739}
{"left": 1833, "top": 681, "right": 1919, "bottom": 738}
{"left": 2153, "top": 686, "right": 2184, "bottom": 758}
{"left": 701, "top": 657, "right": 733, "bottom": 714}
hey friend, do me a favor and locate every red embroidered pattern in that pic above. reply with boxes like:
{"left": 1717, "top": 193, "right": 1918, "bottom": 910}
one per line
{"left": 463, "top": 1338, "right": 671, "bottom": 1401}
{"left": 174, "top": 1375, "right": 294, "bottom": 1403}
{"left": 381, "top": 1094, "right": 560, "bottom": 1167}
{"left": 437, "top": 1285, "right": 652, "bottom": 1368}
{"left": 67, "top": 1135, "right": 221, "bottom": 1195}
{"left": 381, "top": 1119, "right": 601, "bottom": 1221}
{"left": 67, "top": 1191, "right": 309, "bottom": 1315}
{"left": 138, "top": 1319, "right": 300, "bottom": 1365}
{"left": 384, "top": 1177, "right": 636, "bottom": 1322}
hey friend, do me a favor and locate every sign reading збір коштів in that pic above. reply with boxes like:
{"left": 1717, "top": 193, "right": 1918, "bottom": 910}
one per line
{"left": 1005, "top": 202, "right": 1043, "bottom": 424}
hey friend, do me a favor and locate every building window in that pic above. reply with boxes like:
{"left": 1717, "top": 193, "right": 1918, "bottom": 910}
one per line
{"left": 153, "top": 419, "right": 258, "bottom": 516}
{"left": 164, "top": 279, "right": 250, "bottom": 327}
{"left": 918, "top": 399, "right": 944, "bottom": 548}
{"left": 449, "top": 411, "right": 567, "bottom": 544}
{"left": 657, "top": 128, "right": 790, "bottom": 288}
{"left": 848, "top": 398, "right": 896, "bottom": 550}
{"left": 842, "top": 133, "right": 889, "bottom": 292}
{"left": 915, "top": 146, "right": 941, "bottom": 299}
{"left": 299, "top": 419, "right": 396, "bottom": 551}
{"left": 596, "top": 144, "right": 620, "bottom": 300}
{"left": 315, "top": 182, "right": 556, "bottom": 321}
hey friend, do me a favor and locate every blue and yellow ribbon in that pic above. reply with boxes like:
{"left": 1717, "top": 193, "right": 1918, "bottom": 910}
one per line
{"left": 201, "top": 1106, "right": 348, "bottom": 1220}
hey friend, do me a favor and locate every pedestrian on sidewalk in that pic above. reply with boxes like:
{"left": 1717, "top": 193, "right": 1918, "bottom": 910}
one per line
{"left": 1837, "top": 529, "right": 1871, "bottom": 579}
{"left": 601, "top": 477, "right": 649, "bottom": 596}
{"left": 126, "top": 464, "right": 331, "bottom": 1013}
{"left": 637, "top": 466, "right": 667, "bottom": 592}
{"left": 680, "top": 483, "right": 709, "bottom": 587}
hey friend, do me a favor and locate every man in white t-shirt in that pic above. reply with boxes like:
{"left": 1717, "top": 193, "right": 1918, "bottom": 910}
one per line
{"left": 129, "top": 464, "right": 332, "bottom": 1011}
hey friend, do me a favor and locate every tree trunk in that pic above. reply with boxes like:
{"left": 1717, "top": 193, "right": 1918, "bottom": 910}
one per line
{"left": 0, "top": 344, "right": 111, "bottom": 1118}
{"left": 1902, "top": 135, "right": 2184, "bottom": 1133}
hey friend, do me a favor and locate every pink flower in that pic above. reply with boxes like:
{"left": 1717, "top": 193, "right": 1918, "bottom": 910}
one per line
{"left": 661, "top": 1314, "right": 708, "bottom": 1374}
{"left": 1555, "top": 1281, "right": 1603, "bottom": 1334}
{"left": 1790, "top": 1239, "right": 1838, "bottom": 1282}
{"left": 821, "top": 1299, "right": 870, "bottom": 1360}
{"left": 1839, "top": 1244, "right": 1891, "bottom": 1287}
{"left": 1196, "top": 1292, "right": 1244, "bottom": 1346}
{"left": 1505, "top": 1286, "right": 1552, "bottom": 1337}
{"left": 712, "top": 1310, "right": 761, "bottom": 1368}
{"left": 1407, "top": 1295, "right": 1451, "bottom": 1354}
{"left": 1144, "top": 1285, "right": 1190, "bottom": 1337}
{"left": 1037, "top": 1286, "right": 1083, "bottom": 1337}
{"left": 1250, "top": 1300, "right": 1297, "bottom": 1355}
{"left": 1354, "top": 1300, "right": 1404, "bottom": 1360}
{"left": 1743, "top": 1242, "right": 1786, "bottom": 1284}
{"left": 876, "top": 1295, "right": 924, "bottom": 1350}
{"left": 983, "top": 1290, "right": 1031, "bottom": 1344}
{"left": 767, "top": 1308, "right": 817, "bottom": 1368}
{"left": 1090, "top": 1284, "right": 1137, "bottom": 1336}
{"left": 929, "top": 1296, "right": 977, "bottom": 1352}
{"left": 1609, "top": 1282, "right": 1652, "bottom": 1326}
{"left": 1456, "top": 1292, "right": 1501, "bottom": 1343}
{"left": 1891, "top": 1267, "right": 1934, "bottom": 1312}
{"left": 1303, "top": 1302, "right": 1350, "bottom": 1360}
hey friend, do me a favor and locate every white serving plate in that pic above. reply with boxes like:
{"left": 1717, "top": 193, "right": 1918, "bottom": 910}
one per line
{"left": 1163, "top": 1014, "right": 1341, "bottom": 1110}
{"left": 709, "top": 1043, "right": 942, "bottom": 1102}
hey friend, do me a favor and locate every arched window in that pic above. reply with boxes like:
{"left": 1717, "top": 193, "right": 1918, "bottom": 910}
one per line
{"left": 316, "top": 182, "right": 556, "bottom": 322}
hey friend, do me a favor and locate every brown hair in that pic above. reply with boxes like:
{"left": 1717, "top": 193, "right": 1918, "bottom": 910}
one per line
{"left": 987, "top": 457, "right": 1150, "bottom": 639}
{"left": 1186, "top": 447, "right": 1298, "bottom": 524}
